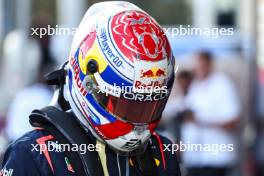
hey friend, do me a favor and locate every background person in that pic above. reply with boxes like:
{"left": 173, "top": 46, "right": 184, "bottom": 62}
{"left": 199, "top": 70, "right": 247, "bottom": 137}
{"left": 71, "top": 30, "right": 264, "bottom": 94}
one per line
{"left": 160, "top": 70, "right": 193, "bottom": 143}
{"left": 182, "top": 51, "right": 240, "bottom": 176}
{"left": 5, "top": 63, "right": 53, "bottom": 141}
{"left": 5, "top": 15, "right": 55, "bottom": 141}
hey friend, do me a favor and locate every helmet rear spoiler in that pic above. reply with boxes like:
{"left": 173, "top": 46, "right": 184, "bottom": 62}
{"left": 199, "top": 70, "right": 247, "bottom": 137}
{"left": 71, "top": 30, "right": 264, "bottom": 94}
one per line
{"left": 45, "top": 61, "right": 70, "bottom": 111}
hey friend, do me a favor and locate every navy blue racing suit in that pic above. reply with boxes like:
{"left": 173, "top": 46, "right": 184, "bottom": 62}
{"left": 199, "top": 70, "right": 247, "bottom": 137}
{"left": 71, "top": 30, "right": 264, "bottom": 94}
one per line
{"left": 1, "top": 128, "right": 181, "bottom": 176}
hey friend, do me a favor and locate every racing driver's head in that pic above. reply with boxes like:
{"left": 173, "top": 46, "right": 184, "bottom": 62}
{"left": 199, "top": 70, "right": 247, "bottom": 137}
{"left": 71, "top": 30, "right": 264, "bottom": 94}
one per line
{"left": 66, "top": 1, "right": 175, "bottom": 153}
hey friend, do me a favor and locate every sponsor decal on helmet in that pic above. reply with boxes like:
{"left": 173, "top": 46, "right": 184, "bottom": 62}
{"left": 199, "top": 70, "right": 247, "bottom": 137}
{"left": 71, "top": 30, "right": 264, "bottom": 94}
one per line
{"left": 97, "top": 25, "right": 134, "bottom": 83}
{"left": 133, "top": 59, "right": 169, "bottom": 90}
{"left": 99, "top": 28, "right": 123, "bottom": 68}
{"left": 122, "top": 90, "right": 168, "bottom": 102}
{"left": 70, "top": 54, "right": 88, "bottom": 97}
{"left": 134, "top": 80, "right": 167, "bottom": 89}
{"left": 140, "top": 67, "right": 166, "bottom": 78}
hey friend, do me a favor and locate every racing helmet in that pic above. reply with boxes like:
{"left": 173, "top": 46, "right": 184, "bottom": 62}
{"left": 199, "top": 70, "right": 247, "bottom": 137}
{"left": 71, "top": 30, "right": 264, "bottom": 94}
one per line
{"left": 66, "top": 1, "right": 175, "bottom": 153}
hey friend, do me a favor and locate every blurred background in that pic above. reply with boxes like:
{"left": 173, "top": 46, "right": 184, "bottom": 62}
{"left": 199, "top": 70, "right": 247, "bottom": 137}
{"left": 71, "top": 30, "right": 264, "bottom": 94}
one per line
{"left": 0, "top": 0, "right": 263, "bottom": 176}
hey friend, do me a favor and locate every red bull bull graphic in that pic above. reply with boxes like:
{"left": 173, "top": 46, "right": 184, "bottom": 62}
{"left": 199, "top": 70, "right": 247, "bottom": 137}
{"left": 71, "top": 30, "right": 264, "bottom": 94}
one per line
{"left": 140, "top": 67, "right": 166, "bottom": 78}
{"left": 141, "top": 69, "right": 154, "bottom": 78}
{"left": 156, "top": 69, "right": 166, "bottom": 77}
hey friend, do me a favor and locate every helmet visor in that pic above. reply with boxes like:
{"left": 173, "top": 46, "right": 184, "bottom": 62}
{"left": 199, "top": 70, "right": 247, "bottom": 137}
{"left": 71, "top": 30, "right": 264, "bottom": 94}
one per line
{"left": 94, "top": 91, "right": 168, "bottom": 124}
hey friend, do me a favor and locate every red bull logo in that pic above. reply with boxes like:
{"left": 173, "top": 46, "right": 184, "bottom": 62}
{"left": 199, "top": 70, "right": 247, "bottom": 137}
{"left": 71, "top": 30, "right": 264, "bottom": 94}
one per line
{"left": 140, "top": 67, "right": 166, "bottom": 78}
{"left": 135, "top": 80, "right": 166, "bottom": 88}
{"left": 141, "top": 69, "right": 154, "bottom": 78}
{"left": 156, "top": 69, "right": 166, "bottom": 77}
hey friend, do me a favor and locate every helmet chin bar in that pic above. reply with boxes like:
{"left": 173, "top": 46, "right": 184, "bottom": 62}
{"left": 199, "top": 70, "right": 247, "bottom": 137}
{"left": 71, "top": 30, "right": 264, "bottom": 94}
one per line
{"left": 111, "top": 140, "right": 148, "bottom": 156}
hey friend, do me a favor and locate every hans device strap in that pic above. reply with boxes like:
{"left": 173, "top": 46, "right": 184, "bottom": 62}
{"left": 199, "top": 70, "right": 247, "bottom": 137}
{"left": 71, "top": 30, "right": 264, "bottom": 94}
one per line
{"left": 29, "top": 106, "right": 104, "bottom": 176}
